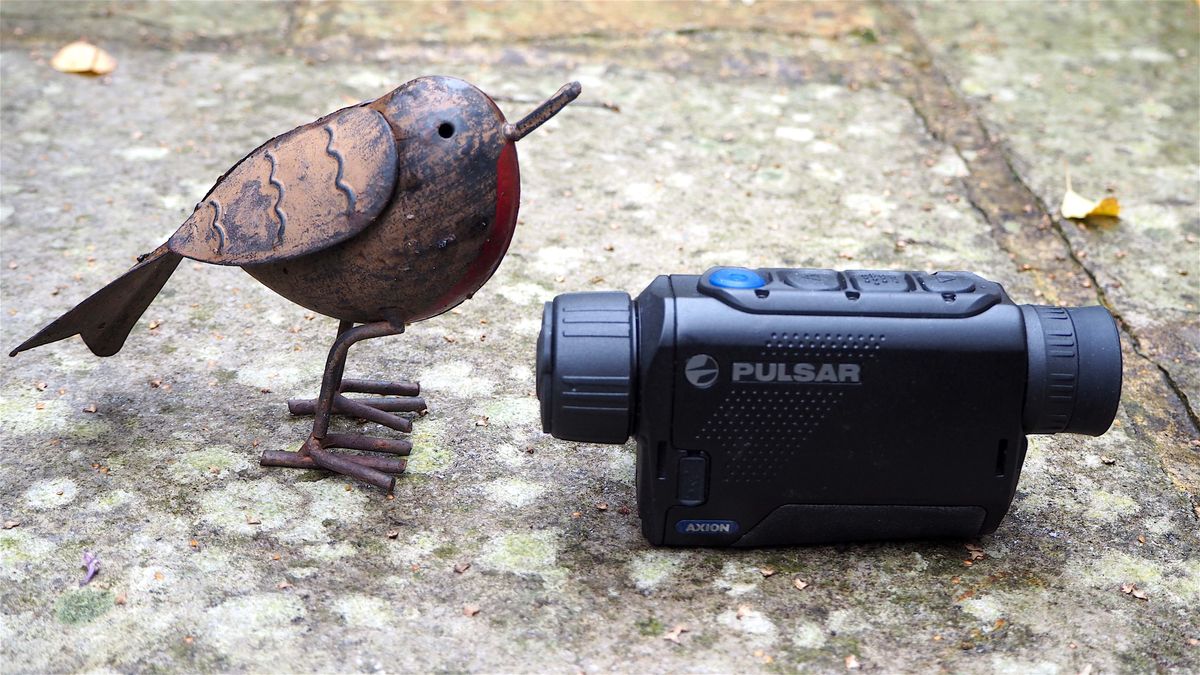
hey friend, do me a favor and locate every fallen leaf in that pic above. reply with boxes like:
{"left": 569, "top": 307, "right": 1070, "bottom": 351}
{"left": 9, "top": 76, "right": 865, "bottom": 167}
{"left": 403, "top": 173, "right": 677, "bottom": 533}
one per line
{"left": 183, "top": 636, "right": 194, "bottom": 645}
{"left": 245, "top": 514, "right": 261, "bottom": 525}
{"left": 34, "top": 381, "right": 47, "bottom": 391}
{"left": 82, "top": 404, "right": 97, "bottom": 413}
{"left": 845, "top": 654, "right": 861, "bottom": 670}
{"left": 759, "top": 566, "right": 777, "bottom": 578}
{"left": 475, "top": 416, "right": 489, "bottom": 427}
{"left": 736, "top": 604, "right": 751, "bottom": 619}
{"left": 385, "top": 529, "right": 399, "bottom": 539}
{"left": 965, "top": 543, "right": 986, "bottom": 561}
{"left": 793, "top": 578, "right": 809, "bottom": 591}
{"left": 1061, "top": 166, "right": 1120, "bottom": 220}
{"left": 618, "top": 505, "right": 631, "bottom": 515}
{"left": 753, "top": 649, "right": 774, "bottom": 664}
{"left": 148, "top": 320, "right": 161, "bottom": 330}
{"left": 663, "top": 624, "right": 689, "bottom": 643}
{"left": 463, "top": 604, "right": 481, "bottom": 617}
{"left": 1131, "top": 588, "right": 1148, "bottom": 600}
{"left": 189, "top": 539, "right": 199, "bottom": 549}
{"left": 277, "top": 580, "right": 293, "bottom": 590}
{"left": 2, "top": 520, "right": 19, "bottom": 529}
{"left": 595, "top": 502, "right": 609, "bottom": 511}
{"left": 51, "top": 41, "right": 117, "bottom": 75}
{"left": 154, "top": 571, "right": 164, "bottom": 581}
{"left": 34, "top": 402, "right": 46, "bottom": 411}
{"left": 1100, "top": 456, "right": 1116, "bottom": 465}
{"left": 115, "top": 593, "right": 127, "bottom": 605}
{"left": 79, "top": 552, "right": 100, "bottom": 586}
{"left": 454, "top": 561, "right": 472, "bottom": 574}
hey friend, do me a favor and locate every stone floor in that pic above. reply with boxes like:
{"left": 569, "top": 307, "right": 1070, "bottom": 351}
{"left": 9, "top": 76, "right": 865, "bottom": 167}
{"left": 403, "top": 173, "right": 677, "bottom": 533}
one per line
{"left": 0, "top": 1, "right": 1196, "bottom": 672}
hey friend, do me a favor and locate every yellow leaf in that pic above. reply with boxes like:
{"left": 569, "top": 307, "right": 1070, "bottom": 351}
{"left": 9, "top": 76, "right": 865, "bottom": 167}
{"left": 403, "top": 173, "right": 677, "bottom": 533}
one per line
{"left": 50, "top": 41, "right": 117, "bottom": 76}
{"left": 1061, "top": 166, "right": 1120, "bottom": 220}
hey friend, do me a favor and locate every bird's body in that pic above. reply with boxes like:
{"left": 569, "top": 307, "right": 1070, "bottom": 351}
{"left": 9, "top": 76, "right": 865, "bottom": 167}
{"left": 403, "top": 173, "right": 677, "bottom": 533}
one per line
{"left": 11, "top": 75, "right": 581, "bottom": 491}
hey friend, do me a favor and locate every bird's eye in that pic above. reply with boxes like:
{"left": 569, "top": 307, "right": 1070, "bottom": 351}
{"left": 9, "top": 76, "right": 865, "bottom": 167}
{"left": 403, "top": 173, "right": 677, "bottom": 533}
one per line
{"left": 438, "top": 122, "right": 455, "bottom": 139}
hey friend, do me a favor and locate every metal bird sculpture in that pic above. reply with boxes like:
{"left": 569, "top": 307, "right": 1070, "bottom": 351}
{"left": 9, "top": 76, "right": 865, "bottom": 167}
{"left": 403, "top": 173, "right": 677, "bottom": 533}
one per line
{"left": 10, "top": 76, "right": 582, "bottom": 492}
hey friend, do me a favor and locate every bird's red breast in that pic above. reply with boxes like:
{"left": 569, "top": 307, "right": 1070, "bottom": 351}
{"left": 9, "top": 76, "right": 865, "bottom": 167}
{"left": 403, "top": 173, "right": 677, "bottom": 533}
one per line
{"left": 419, "top": 141, "right": 520, "bottom": 317}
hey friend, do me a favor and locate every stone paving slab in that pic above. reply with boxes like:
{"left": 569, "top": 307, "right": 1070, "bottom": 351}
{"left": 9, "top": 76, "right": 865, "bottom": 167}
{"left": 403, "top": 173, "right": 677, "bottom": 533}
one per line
{"left": 1, "top": 2, "right": 1196, "bottom": 673}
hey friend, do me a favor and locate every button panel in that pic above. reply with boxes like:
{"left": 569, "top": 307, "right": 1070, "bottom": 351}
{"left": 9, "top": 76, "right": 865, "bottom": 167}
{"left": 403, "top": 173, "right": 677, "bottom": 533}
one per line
{"left": 695, "top": 268, "right": 1000, "bottom": 318}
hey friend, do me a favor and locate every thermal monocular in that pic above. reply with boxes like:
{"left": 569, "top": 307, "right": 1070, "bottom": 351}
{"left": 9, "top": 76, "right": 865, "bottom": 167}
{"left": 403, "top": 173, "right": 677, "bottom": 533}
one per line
{"left": 536, "top": 267, "right": 1122, "bottom": 546}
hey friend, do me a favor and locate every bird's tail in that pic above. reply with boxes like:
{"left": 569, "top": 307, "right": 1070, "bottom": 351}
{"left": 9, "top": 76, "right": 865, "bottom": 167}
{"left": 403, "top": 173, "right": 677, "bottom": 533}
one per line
{"left": 9, "top": 244, "right": 183, "bottom": 357}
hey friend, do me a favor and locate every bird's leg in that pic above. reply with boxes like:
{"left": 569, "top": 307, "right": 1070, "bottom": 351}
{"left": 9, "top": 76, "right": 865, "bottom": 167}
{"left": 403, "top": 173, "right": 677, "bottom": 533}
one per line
{"left": 260, "top": 319, "right": 426, "bottom": 492}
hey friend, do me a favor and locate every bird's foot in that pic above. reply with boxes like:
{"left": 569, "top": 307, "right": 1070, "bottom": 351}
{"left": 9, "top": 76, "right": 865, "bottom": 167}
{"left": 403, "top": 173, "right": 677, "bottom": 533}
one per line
{"left": 286, "top": 378, "right": 426, "bottom": 430}
{"left": 260, "top": 435, "right": 408, "bottom": 492}
{"left": 260, "top": 378, "right": 426, "bottom": 492}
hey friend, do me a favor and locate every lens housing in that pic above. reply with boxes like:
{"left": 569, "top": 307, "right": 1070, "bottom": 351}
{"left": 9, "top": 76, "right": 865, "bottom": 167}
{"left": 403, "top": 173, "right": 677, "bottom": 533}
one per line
{"left": 537, "top": 292, "right": 636, "bottom": 443}
{"left": 1021, "top": 304, "right": 1122, "bottom": 436}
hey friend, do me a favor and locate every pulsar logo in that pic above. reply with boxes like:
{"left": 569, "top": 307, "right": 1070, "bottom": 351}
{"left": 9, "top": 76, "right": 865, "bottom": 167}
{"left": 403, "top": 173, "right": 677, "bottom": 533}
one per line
{"left": 684, "top": 354, "right": 719, "bottom": 389}
{"left": 732, "top": 362, "right": 861, "bottom": 384}
{"left": 676, "top": 519, "right": 740, "bottom": 535}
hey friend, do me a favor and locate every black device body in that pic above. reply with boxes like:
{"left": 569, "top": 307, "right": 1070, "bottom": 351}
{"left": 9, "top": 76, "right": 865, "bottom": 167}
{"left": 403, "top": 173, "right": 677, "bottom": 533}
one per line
{"left": 537, "top": 268, "right": 1122, "bottom": 547}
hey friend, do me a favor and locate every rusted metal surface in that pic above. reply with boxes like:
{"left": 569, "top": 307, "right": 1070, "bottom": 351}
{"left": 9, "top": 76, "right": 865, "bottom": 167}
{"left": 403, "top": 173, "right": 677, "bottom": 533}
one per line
{"left": 10, "top": 76, "right": 581, "bottom": 491}
{"left": 168, "top": 107, "right": 398, "bottom": 265}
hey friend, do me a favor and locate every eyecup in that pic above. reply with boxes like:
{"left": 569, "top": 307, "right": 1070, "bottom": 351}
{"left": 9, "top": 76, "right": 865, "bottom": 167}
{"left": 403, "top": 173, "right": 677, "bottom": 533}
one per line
{"left": 1022, "top": 304, "right": 1122, "bottom": 436}
{"left": 536, "top": 292, "right": 636, "bottom": 444}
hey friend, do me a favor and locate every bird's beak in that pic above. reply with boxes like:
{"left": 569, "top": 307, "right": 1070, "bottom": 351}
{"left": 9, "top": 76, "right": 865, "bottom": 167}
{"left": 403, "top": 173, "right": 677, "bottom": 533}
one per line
{"left": 503, "top": 81, "right": 582, "bottom": 142}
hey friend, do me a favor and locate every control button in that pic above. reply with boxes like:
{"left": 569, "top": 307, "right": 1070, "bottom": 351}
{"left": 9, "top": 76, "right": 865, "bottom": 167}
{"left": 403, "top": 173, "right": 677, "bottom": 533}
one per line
{"left": 918, "top": 272, "right": 976, "bottom": 294}
{"left": 708, "top": 267, "right": 766, "bottom": 289}
{"left": 783, "top": 269, "right": 842, "bottom": 291}
{"left": 677, "top": 455, "right": 707, "bottom": 506}
{"left": 847, "top": 270, "right": 912, "bottom": 292}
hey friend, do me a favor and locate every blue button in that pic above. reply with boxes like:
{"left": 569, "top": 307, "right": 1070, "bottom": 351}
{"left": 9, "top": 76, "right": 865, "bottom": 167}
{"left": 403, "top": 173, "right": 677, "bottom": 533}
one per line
{"left": 709, "top": 267, "right": 766, "bottom": 289}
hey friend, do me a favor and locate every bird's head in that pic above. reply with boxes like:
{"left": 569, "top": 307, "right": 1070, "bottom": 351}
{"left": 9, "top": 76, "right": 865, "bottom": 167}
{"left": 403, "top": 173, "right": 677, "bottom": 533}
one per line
{"left": 376, "top": 76, "right": 580, "bottom": 182}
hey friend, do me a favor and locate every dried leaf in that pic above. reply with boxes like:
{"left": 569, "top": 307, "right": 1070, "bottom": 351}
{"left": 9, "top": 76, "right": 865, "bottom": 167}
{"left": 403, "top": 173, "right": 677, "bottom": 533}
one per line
{"left": 148, "top": 320, "right": 161, "bottom": 330}
{"left": 1131, "top": 587, "right": 1148, "bottom": 600}
{"left": 153, "top": 571, "right": 164, "bottom": 581}
{"left": 34, "top": 381, "right": 47, "bottom": 391}
{"left": 1100, "top": 456, "right": 1116, "bottom": 465}
{"left": 82, "top": 404, "right": 97, "bottom": 413}
{"left": 965, "top": 543, "right": 986, "bottom": 561}
{"left": 386, "top": 529, "right": 399, "bottom": 539}
{"left": 463, "top": 604, "right": 481, "bottom": 617}
{"left": 1061, "top": 167, "right": 1120, "bottom": 220}
{"left": 475, "top": 416, "right": 489, "bottom": 427}
{"left": 245, "top": 514, "right": 261, "bottom": 525}
{"left": 793, "top": 578, "right": 809, "bottom": 591}
{"left": 663, "top": 624, "right": 689, "bottom": 643}
{"left": 595, "top": 501, "right": 609, "bottom": 511}
{"left": 79, "top": 551, "right": 100, "bottom": 586}
{"left": 51, "top": 41, "right": 117, "bottom": 75}
{"left": 454, "top": 561, "right": 472, "bottom": 574}
{"left": 2, "top": 520, "right": 19, "bottom": 529}
{"left": 115, "top": 593, "right": 127, "bottom": 605}
{"left": 277, "top": 580, "right": 293, "bottom": 590}
{"left": 736, "top": 604, "right": 751, "bottom": 619}
{"left": 845, "top": 654, "right": 861, "bottom": 670}
{"left": 759, "top": 566, "right": 777, "bottom": 578}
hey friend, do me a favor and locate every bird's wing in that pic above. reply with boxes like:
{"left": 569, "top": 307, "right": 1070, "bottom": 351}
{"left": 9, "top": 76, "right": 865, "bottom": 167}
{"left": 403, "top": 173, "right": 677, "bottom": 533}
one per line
{"left": 168, "top": 106, "right": 397, "bottom": 265}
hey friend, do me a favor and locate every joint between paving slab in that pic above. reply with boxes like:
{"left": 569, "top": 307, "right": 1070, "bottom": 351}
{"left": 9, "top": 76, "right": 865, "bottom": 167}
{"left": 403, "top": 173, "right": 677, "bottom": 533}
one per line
{"left": 879, "top": 2, "right": 1200, "bottom": 435}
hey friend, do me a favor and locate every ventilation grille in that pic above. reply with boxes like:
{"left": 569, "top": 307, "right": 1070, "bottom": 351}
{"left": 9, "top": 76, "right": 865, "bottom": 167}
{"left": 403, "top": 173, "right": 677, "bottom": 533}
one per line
{"left": 761, "top": 332, "right": 885, "bottom": 359}
{"left": 699, "top": 387, "right": 846, "bottom": 483}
